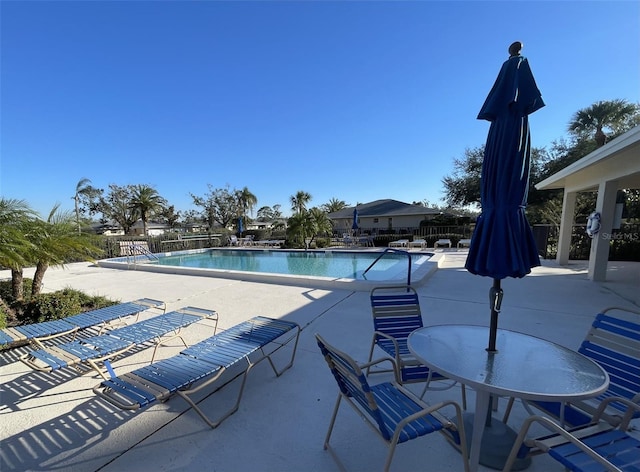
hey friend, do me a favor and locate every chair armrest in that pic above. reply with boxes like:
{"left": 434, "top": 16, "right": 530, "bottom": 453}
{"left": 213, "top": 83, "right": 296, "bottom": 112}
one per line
{"left": 593, "top": 396, "right": 640, "bottom": 430}
{"left": 373, "top": 331, "right": 401, "bottom": 355}
{"left": 359, "top": 356, "right": 397, "bottom": 373}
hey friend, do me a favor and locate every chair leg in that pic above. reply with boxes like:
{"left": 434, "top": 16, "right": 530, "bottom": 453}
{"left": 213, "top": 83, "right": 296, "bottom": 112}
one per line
{"left": 324, "top": 394, "right": 343, "bottom": 450}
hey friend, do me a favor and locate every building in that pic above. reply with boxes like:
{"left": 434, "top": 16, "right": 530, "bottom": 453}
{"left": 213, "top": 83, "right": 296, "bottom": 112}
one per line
{"left": 327, "top": 199, "right": 445, "bottom": 234}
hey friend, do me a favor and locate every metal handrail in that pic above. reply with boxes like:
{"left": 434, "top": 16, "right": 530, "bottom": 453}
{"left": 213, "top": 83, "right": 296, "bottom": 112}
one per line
{"left": 130, "top": 244, "right": 160, "bottom": 262}
{"left": 362, "top": 248, "right": 412, "bottom": 286}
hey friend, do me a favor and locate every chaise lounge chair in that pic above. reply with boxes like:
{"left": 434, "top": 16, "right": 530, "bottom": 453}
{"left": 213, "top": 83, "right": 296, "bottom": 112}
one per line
{"left": 93, "top": 316, "right": 301, "bottom": 428}
{"left": 407, "top": 239, "right": 427, "bottom": 249}
{"left": 0, "top": 298, "right": 165, "bottom": 350}
{"left": 434, "top": 239, "right": 452, "bottom": 249}
{"left": 388, "top": 239, "right": 409, "bottom": 248}
{"left": 19, "top": 307, "right": 218, "bottom": 380}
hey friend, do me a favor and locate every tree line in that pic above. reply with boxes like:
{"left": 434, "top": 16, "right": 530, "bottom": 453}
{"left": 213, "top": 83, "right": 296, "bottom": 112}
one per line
{"left": 442, "top": 99, "right": 640, "bottom": 226}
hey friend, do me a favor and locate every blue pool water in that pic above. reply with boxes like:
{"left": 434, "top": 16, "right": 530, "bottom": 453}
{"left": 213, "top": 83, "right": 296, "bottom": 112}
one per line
{"left": 154, "top": 249, "right": 423, "bottom": 279}
{"left": 98, "top": 248, "right": 436, "bottom": 290}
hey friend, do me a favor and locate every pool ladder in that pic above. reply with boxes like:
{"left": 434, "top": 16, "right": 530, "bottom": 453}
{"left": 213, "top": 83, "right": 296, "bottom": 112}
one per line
{"left": 127, "top": 244, "right": 160, "bottom": 265}
{"left": 363, "top": 248, "right": 412, "bottom": 286}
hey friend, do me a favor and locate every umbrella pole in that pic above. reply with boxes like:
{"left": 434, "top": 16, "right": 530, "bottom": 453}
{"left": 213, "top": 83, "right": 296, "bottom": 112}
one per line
{"left": 488, "top": 278, "right": 503, "bottom": 352}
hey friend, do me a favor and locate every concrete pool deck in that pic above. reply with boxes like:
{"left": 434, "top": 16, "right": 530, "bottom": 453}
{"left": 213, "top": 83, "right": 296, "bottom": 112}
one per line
{"left": 0, "top": 251, "right": 638, "bottom": 472}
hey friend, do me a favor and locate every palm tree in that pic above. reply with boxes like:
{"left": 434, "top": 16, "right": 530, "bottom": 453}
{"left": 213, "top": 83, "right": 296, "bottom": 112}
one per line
{"left": 308, "top": 208, "right": 334, "bottom": 247}
{"left": 72, "top": 178, "right": 93, "bottom": 233}
{"left": 290, "top": 190, "right": 312, "bottom": 215}
{"left": 568, "top": 99, "right": 639, "bottom": 147}
{"left": 29, "top": 204, "right": 103, "bottom": 297}
{"left": 321, "top": 198, "right": 348, "bottom": 213}
{"left": 236, "top": 187, "right": 258, "bottom": 223}
{"left": 130, "top": 185, "right": 167, "bottom": 236}
{"left": 0, "top": 198, "right": 38, "bottom": 301}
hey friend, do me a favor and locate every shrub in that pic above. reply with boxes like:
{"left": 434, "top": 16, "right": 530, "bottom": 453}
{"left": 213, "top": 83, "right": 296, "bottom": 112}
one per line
{"left": 22, "top": 290, "right": 84, "bottom": 324}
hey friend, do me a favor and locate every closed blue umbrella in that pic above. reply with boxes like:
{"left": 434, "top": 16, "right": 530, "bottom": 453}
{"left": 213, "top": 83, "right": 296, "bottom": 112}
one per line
{"left": 238, "top": 217, "right": 243, "bottom": 235}
{"left": 352, "top": 207, "right": 359, "bottom": 231}
{"left": 465, "top": 42, "right": 545, "bottom": 352}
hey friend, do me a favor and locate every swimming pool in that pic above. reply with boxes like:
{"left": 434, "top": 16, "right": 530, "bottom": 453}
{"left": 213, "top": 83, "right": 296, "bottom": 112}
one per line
{"left": 97, "top": 248, "right": 438, "bottom": 291}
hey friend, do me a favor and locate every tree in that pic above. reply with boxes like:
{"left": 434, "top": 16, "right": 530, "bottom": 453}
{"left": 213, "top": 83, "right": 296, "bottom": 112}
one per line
{"left": 286, "top": 212, "right": 314, "bottom": 248}
{"left": 160, "top": 205, "right": 181, "bottom": 229}
{"left": 568, "top": 99, "right": 640, "bottom": 147}
{"left": 0, "top": 198, "right": 38, "bottom": 301}
{"left": 308, "top": 207, "right": 334, "bottom": 247}
{"left": 99, "top": 184, "right": 139, "bottom": 235}
{"left": 72, "top": 178, "right": 101, "bottom": 233}
{"left": 290, "top": 190, "right": 312, "bottom": 215}
{"left": 191, "top": 185, "right": 238, "bottom": 230}
{"left": 28, "top": 204, "right": 103, "bottom": 297}
{"left": 235, "top": 187, "right": 257, "bottom": 223}
{"left": 130, "top": 184, "right": 167, "bottom": 236}
{"left": 441, "top": 147, "right": 484, "bottom": 208}
{"left": 321, "top": 198, "right": 348, "bottom": 213}
{"left": 256, "top": 205, "right": 283, "bottom": 221}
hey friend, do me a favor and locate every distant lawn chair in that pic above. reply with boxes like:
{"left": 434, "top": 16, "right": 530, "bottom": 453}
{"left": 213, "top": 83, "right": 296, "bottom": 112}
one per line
{"left": 434, "top": 239, "right": 452, "bottom": 249}
{"left": 367, "top": 286, "right": 466, "bottom": 407}
{"left": 407, "top": 239, "right": 427, "bottom": 249}
{"left": 503, "top": 306, "right": 640, "bottom": 429}
{"left": 0, "top": 298, "right": 165, "bottom": 350}
{"left": 503, "top": 396, "right": 640, "bottom": 472}
{"left": 457, "top": 239, "right": 472, "bottom": 249}
{"left": 388, "top": 239, "right": 409, "bottom": 248}
{"left": 315, "top": 334, "right": 470, "bottom": 472}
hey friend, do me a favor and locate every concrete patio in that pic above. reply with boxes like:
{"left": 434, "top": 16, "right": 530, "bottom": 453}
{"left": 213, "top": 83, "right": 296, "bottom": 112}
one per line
{"left": 0, "top": 251, "right": 638, "bottom": 472}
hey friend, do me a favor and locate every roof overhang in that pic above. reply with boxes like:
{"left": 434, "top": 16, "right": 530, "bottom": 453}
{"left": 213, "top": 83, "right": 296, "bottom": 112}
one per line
{"left": 535, "top": 126, "right": 640, "bottom": 193}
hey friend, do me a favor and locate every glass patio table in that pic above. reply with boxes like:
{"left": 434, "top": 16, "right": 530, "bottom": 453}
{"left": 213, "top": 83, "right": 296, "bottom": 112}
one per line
{"left": 408, "top": 325, "right": 609, "bottom": 472}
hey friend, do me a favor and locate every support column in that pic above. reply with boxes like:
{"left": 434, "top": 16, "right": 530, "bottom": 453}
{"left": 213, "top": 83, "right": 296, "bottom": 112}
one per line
{"left": 589, "top": 180, "right": 618, "bottom": 281}
{"left": 556, "top": 190, "right": 577, "bottom": 266}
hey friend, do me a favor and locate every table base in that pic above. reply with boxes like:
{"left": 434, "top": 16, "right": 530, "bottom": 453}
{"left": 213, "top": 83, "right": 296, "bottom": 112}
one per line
{"left": 461, "top": 413, "right": 531, "bottom": 471}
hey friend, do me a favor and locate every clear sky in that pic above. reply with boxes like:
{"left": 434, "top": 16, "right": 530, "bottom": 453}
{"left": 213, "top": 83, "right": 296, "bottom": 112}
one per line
{"left": 1, "top": 0, "right": 638, "bottom": 218}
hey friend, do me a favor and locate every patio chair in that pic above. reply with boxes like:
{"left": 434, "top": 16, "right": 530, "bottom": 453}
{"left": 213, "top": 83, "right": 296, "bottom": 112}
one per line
{"left": 434, "top": 239, "right": 452, "bottom": 249}
{"left": 93, "top": 316, "right": 300, "bottom": 429}
{"left": 367, "top": 285, "right": 466, "bottom": 407}
{"left": 407, "top": 238, "right": 427, "bottom": 249}
{"left": 457, "top": 239, "right": 472, "bottom": 249}
{"left": 503, "top": 306, "right": 640, "bottom": 429}
{"left": 20, "top": 307, "right": 218, "bottom": 380}
{"left": 502, "top": 396, "right": 640, "bottom": 472}
{"left": 315, "top": 334, "right": 470, "bottom": 472}
{"left": 0, "top": 298, "right": 165, "bottom": 350}
{"left": 388, "top": 239, "right": 409, "bottom": 248}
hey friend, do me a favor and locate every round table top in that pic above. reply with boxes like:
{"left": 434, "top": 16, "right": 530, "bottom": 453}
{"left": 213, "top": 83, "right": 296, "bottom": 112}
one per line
{"left": 408, "top": 325, "right": 609, "bottom": 401}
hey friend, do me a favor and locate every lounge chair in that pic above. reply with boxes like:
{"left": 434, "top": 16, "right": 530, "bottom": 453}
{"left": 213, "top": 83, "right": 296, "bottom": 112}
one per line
{"left": 503, "top": 396, "right": 640, "bottom": 472}
{"left": 434, "top": 239, "right": 452, "bottom": 249}
{"left": 388, "top": 239, "right": 409, "bottom": 248}
{"left": 407, "top": 238, "right": 427, "bottom": 249}
{"left": 367, "top": 285, "right": 466, "bottom": 407}
{"left": 503, "top": 306, "right": 640, "bottom": 428}
{"left": 457, "top": 238, "right": 472, "bottom": 248}
{"left": 20, "top": 307, "right": 218, "bottom": 380}
{"left": 315, "top": 333, "right": 470, "bottom": 472}
{"left": 0, "top": 298, "right": 165, "bottom": 350}
{"left": 93, "top": 316, "right": 301, "bottom": 428}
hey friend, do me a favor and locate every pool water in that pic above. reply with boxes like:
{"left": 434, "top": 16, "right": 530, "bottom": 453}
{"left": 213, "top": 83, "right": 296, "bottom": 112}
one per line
{"left": 154, "top": 249, "right": 424, "bottom": 280}
{"left": 98, "top": 248, "right": 436, "bottom": 290}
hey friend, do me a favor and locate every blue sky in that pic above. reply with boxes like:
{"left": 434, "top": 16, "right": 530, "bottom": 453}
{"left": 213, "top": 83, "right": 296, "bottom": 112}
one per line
{"left": 1, "top": 0, "right": 639, "bottom": 218}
